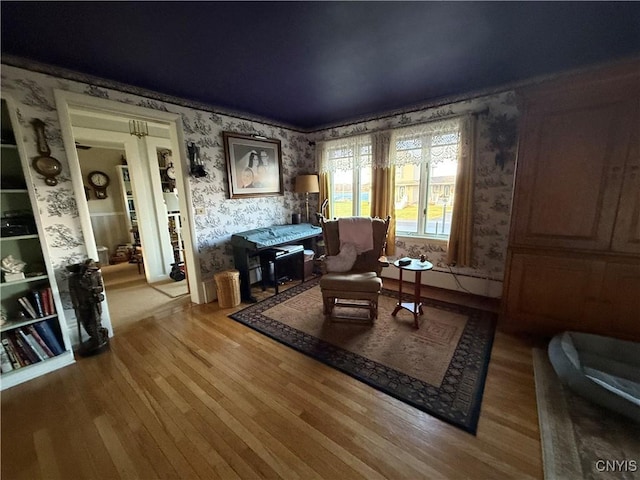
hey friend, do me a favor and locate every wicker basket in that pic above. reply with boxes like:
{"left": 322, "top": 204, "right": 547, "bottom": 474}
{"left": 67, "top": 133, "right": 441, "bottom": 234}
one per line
{"left": 214, "top": 270, "right": 241, "bottom": 308}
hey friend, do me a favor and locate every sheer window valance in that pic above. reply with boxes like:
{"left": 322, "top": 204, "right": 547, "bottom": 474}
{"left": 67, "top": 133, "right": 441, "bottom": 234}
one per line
{"left": 389, "top": 118, "right": 461, "bottom": 168}
{"left": 319, "top": 134, "right": 371, "bottom": 174}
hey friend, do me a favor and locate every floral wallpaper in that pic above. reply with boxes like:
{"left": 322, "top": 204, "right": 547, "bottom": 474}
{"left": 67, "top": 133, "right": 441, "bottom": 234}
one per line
{"left": 1, "top": 63, "right": 315, "bottom": 332}
{"left": 311, "top": 92, "right": 520, "bottom": 282}
{"left": 1, "top": 61, "right": 518, "bottom": 338}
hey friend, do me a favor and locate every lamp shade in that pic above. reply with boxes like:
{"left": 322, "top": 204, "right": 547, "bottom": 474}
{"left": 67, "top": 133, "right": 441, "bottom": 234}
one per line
{"left": 295, "top": 174, "right": 319, "bottom": 193}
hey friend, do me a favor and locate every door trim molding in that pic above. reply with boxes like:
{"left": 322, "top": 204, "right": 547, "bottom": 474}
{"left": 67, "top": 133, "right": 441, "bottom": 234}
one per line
{"left": 54, "top": 90, "right": 203, "bottom": 305}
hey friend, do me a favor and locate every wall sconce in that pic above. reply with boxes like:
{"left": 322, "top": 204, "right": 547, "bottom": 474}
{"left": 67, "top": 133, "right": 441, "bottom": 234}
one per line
{"left": 129, "top": 120, "right": 149, "bottom": 138}
{"left": 487, "top": 114, "right": 517, "bottom": 170}
{"left": 295, "top": 174, "right": 320, "bottom": 223}
{"left": 188, "top": 142, "right": 207, "bottom": 177}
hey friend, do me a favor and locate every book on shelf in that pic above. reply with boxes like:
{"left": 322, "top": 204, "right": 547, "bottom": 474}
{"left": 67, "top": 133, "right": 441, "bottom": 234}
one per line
{"left": 41, "top": 288, "right": 49, "bottom": 316}
{"left": 18, "top": 329, "right": 49, "bottom": 361}
{"left": 47, "top": 287, "right": 55, "bottom": 315}
{"left": 31, "top": 290, "right": 45, "bottom": 318}
{"left": 33, "top": 321, "right": 64, "bottom": 356}
{"left": 41, "top": 287, "right": 54, "bottom": 316}
{"left": 0, "top": 342, "right": 14, "bottom": 373}
{"left": 18, "top": 296, "right": 38, "bottom": 319}
{"left": 26, "top": 325, "right": 54, "bottom": 358}
{"left": 3, "top": 335, "right": 27, "bottom": 367}
{"left": 8, "top": 330, "right": 37, "bottom": 365}
{"left": 15, "top": 288, "right": 57, "bottom": 320}
{"left": 1, "top": 337, "right": 22, "bottom": 369}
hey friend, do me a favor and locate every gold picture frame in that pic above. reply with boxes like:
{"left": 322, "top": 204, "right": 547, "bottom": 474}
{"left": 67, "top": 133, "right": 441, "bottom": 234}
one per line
{"left": 223, "top": 132, "right": 283, "bottom": 199}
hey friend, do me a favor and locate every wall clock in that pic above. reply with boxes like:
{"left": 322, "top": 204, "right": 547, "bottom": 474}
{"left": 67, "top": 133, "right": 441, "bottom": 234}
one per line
{"left": 165, "top": 162, "right": 176, "bottom": 180}
{"left": 164, "top": 162, "right": 177, "bottom": 190}
{"left": 88, "top": 170, "right": 110, "bottom": 199}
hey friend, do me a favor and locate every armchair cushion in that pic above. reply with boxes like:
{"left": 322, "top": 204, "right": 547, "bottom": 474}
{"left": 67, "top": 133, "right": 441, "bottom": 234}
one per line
{"left": 324, "top": 242, "right": 358, "bottom": 273}
{"left": 320, "top": 271, "right": 382, "bottom": 292}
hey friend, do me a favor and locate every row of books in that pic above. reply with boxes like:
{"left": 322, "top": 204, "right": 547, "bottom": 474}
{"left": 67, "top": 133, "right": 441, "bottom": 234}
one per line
{"left": 18, "top": 287, "right": 56, "bottom": 320}
{"left": 0, "top": 321, "right": 65, "bottom": 373}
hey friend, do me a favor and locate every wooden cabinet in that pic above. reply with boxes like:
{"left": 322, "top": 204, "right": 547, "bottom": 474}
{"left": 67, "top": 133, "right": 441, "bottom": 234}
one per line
{"left": 1, "top": 98, "right": 75, "bottom": 389}
{"left": 503, "top": 60, "right": 640, "bottom": 341}
{"left": 510, "top": 67, "right": 639, "bottom": 252}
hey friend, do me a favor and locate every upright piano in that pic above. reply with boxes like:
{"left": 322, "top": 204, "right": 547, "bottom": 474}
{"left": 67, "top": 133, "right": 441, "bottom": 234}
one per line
{"left": 230, "top": 223, "right": 322, "bottom": 302}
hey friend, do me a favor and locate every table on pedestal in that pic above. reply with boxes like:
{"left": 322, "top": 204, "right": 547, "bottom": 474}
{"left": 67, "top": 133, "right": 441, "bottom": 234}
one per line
{"left": 391, "top": 258, "right": 433, "bottom": 328}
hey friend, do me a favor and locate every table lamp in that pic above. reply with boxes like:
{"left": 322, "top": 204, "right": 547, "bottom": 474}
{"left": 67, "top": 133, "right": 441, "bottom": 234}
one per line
{"left": 295, "top": 174, "right": 319, "bottom": 223}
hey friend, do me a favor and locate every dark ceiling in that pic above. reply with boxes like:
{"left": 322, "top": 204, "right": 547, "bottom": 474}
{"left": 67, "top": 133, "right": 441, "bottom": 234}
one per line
{"left": 2, "top": 2, "right": 640, "bottom": 130}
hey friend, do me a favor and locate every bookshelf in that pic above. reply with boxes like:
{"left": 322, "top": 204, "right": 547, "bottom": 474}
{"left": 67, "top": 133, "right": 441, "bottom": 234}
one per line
{"left": 0, "top": 98, "right": 75, "bottom": 390}
{"left": 116, "top": 165, "right": 137, "bottom": 244}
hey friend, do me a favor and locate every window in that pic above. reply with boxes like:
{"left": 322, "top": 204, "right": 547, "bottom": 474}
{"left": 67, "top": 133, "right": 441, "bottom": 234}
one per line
{"left": 392, "top": 119, "right": 460, "bottom": 239}
{"left": 319, "top": 118, "right": 461, "bottom": 239}
{"left": 323, "top": 135, "right": 372, "bottom": 218}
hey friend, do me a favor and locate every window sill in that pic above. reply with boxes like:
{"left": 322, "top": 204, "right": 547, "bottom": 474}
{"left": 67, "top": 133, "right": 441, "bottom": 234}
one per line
{"left": 396, "top": 234, "right": 448, "bottom": 247}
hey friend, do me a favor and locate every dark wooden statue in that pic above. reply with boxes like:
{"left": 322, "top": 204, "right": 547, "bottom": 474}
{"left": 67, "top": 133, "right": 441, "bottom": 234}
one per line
{"left": 67, "top": 259, "right": 109, "bottom": 356}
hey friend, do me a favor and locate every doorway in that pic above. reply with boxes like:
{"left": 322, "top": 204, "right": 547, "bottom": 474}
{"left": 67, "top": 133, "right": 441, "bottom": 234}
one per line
{"left": 55, "top": 91, "right": 202, "bottom": 333}
{"left": 75, "top": 143, "right": 189, "bottom": 331}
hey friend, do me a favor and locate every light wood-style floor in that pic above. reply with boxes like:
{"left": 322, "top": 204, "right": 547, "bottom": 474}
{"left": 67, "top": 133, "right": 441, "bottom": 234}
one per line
{"left": 1, "top": 281, "right": 544, "bottom": 479}
{"left": 101, "top": 263, "right": 191, "bottom": 333}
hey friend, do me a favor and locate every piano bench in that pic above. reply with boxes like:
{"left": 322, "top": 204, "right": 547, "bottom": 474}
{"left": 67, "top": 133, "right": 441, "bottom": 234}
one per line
{"left": 258, "top": 244, "right": 304, "bottom": 295}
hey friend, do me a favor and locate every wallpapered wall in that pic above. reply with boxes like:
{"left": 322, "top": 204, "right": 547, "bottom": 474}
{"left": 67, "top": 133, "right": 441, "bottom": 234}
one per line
{"left": 1, "top": 64, "right": 315, "bottom": 326}
{"left": 312, "top": 91, "right": 519, "bottom": 282}
{"left": 2, "top": 62, "right": 518, "bottom": 332}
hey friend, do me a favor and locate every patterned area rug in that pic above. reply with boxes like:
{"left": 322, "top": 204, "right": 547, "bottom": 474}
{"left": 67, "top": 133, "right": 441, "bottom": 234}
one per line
{"left": 229, "top": 279, "right": 496, "bottom": 434}
{"left": 533, "top": 349, "right": 640, "bottom": 480}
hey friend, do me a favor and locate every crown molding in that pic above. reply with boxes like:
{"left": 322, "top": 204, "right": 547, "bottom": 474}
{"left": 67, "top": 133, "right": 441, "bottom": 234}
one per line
{"left": 4, "top": 54, "right": 638, "bottom": 134}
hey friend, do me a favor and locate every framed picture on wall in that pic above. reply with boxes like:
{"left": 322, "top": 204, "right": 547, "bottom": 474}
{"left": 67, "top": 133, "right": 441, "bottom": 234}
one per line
{"left": 223, "top": 132, "right": 284, "bottom": 199}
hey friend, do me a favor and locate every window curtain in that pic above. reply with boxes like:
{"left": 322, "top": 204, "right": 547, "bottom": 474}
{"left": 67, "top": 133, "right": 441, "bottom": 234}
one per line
{"left": 315, "top": 140, "right": 331, "bottom": 219}
{"left": 370, "top": 131, "right": 396, "bottom": 255}
{"left": 446, "top": 115, "right": 476, "bottom": 266}
{"left": 317, "top": 134, "right": 371, "bottom": 220}
{"left": 318, "top": 134, "right": 371, "bottom": 173}
{"left": 389, "top": 117, "right": 462, "bottom": 167}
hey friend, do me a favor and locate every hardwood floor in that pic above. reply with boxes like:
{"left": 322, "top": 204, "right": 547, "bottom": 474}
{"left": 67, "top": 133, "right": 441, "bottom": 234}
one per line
{"left": 1, "top": 281, "right": 544, "bottom": 479}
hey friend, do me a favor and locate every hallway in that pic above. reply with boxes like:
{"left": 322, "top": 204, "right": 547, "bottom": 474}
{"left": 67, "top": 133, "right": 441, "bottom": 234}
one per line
{"left": 101, "top": 262, "right": 190, "bottom": 333}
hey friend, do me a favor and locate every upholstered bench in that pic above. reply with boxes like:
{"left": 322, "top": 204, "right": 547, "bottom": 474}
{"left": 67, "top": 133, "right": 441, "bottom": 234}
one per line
{"left": 319, "top": 271, "right": 382, "bottom": 322}
{"left": 548, "top": 331, "right": 640, "bottom": 423}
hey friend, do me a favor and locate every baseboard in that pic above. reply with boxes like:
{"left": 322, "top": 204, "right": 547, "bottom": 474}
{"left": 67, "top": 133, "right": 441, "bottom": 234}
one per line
{"left": 381, "top": 267, "right": 502, "bottom": 298}
{"left": 202, "top": 265, "right": 503, "bottom": 303}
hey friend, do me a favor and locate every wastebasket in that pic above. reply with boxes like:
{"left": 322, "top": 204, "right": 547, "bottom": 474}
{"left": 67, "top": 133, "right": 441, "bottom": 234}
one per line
{"left": 303, "top": 249, "right": 315, "bottom": 279}
{"left": 214, "top": 270, "right": 241, "bottom": 308}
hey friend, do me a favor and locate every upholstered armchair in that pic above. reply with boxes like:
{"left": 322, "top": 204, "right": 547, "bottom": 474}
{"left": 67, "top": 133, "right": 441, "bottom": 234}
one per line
{"left": 316, "top": 214, "right": 391, "bottom": 322}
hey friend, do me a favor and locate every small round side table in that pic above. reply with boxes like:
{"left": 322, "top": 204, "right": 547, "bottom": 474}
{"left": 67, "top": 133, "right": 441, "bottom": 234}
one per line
{"left": 392, "top": 258, "right": 433, "bottom": 328}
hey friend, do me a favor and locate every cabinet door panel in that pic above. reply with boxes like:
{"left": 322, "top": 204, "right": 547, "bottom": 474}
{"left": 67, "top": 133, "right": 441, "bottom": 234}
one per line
{"left": 600, "top": 262, "right": 640, "bottom": 340}
{"left": 512, "top": 92, "right": 633, "bottom": 251}
{"left": 611, "top": 99, "right": 640, "bottom": 255}
{"left": 504, "top": 253, "right": 602, "bottom": 333}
